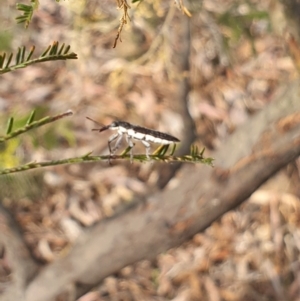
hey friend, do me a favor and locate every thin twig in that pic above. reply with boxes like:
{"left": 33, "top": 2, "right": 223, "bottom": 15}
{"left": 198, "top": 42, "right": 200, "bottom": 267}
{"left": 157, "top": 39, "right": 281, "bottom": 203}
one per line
{"left": 0, "top": 52, "right": 77, "bottom": 75}
{"left": 113, "top": 0, "right": 131, "bottom": 48}
{"left": 0, "top": 111, "right": 73, "bottom": 143}
{"left": 0, "top": 152, "right": 214, "bottom": 175}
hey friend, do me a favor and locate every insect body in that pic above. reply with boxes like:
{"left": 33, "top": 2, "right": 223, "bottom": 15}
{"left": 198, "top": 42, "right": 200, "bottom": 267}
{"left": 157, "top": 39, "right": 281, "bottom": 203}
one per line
{"left": 87, "top": 117, "right": 180, "bottom": 162}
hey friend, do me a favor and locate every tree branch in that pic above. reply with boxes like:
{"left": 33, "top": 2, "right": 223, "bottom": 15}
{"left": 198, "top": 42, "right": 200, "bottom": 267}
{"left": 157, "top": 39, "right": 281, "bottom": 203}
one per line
{"left": 24, "top": 79, "right": 300, "bottom": 301}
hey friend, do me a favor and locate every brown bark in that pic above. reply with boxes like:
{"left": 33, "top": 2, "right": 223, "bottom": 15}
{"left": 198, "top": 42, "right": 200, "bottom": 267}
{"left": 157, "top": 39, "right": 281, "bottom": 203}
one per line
{"left": 24, "top": 79, "right": 300, "bottom": 301}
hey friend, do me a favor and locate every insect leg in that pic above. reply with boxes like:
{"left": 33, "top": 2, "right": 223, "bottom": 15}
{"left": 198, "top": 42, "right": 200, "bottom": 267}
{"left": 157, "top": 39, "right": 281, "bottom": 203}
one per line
{"left": 111, "top": 135, "right": 123, "bottom": 154}
{"left": 107, "top": 133, "right": 120, "bottom": 164}
{"left": 108, "top": 133, "right": 120, "bottom": 155}
{"left": 141, "top": 140, "right": 151, "bottom": 159}
{"left": 125, "top": 135, "right": 135, "bottom": 163}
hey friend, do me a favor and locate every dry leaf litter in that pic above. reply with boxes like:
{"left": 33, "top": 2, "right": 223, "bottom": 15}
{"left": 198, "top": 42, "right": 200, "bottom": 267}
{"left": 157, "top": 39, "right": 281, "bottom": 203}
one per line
{"left": 0, "top": 0, "right": 299, "bottom": 300}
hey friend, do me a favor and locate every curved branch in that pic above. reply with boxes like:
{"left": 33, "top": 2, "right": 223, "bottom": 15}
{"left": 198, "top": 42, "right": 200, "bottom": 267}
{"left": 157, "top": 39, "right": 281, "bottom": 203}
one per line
{"left": 24, "top": 79, "right": 300, "bottom": 301}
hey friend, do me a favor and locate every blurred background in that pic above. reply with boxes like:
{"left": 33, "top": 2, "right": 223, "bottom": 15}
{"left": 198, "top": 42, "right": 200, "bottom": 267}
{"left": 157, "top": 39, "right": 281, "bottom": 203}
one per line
{"left": 0, "top": 0, "right": 300, "bottom": 300}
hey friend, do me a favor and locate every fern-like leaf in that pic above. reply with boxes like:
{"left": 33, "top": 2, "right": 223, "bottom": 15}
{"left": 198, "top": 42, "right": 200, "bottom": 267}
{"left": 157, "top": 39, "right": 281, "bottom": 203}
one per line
{"left": 16, "top": 0, "right": 39, "bottom": 28}
{"left": 0, "top": 42, "right": 78, "bottom": 75}
{"left": 0, "top": 110, "right": 73, "bottom": 143}
{"left": 0, "top": 143, "right": 214, "bottom": 175}
{"left": 6, "top": 118, "right": 14, "bottom": 135}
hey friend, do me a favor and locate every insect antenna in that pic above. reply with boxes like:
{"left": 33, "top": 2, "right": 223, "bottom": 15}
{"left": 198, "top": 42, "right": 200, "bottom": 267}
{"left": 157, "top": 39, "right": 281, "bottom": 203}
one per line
{"left": 86, "top": 117, "right": 110, "bottom": 132}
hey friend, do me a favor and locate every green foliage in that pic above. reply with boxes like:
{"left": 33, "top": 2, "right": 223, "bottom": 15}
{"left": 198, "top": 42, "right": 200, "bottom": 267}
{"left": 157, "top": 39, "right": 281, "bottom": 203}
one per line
{"left": 219, "top": 9, "right": 269, "bottom": 39}
{"left": 0, "top": 110, "right": 73, "bottom": 143}
{"left": 0, "top": 1, "right": 215, "bottom": 178}
{"left": 0, "top": 109, "right": 213, "bottom": 175}
{"left": 0, "top": 110, "right": 75, "bottom": 184}
{"left": 0, "top": 32, "right": 13, "bottom": 52}
{"left": 151, "top": 144, "right": 176, "bottom": 156}
{"left": 39, "top": 122, "right": 76, "bottom": 149}
{"left": 26, "top": 110, "right": 36, "bottom": 125}
{"left": 6, "top": 117, "right": 14, "bottom": 135}
{"left": 16, "top": 0, "right": 39, "bottom": 28}
{"left": 5, "top": 107, "right": 75, "bottom": 150}
{"left": 0, "top": 41, "right": 78, "bottom": 74}
{"left": 0, "top": 139, "right": 20, "bottom": 168}
{"left": 0, "top": 144, "right": 214, "bottom": 175}
{"left": 218, "top": 2, "right": 269, "bottom": 53}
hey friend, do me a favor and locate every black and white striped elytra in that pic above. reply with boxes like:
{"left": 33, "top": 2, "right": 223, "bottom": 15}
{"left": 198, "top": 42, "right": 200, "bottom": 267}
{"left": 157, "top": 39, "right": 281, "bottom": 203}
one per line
{"left": 86, "top": 117, "right": 180, "bottom": 161}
